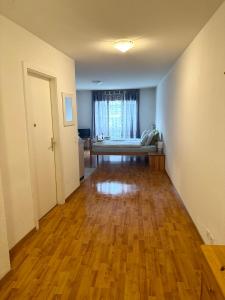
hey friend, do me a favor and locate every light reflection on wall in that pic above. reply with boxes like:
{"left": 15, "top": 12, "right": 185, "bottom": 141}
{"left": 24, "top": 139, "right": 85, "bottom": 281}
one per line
{"left": 96, "top": 181, "right": 138, "bottom": 195}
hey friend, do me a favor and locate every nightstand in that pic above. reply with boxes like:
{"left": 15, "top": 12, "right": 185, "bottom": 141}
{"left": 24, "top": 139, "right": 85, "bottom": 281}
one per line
{"left": 148, "top": 152, "right": 165, "bottom": 171}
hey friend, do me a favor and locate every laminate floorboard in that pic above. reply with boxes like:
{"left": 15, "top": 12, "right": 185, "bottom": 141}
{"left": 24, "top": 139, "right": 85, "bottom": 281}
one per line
{"left": 0, "top": 157, "right": 203, "bottom": 299}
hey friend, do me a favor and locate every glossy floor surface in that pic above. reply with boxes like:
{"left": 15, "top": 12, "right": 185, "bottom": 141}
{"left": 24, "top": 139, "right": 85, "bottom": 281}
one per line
{"left": 0, "top": 156, "right": 203, "bottom": 299}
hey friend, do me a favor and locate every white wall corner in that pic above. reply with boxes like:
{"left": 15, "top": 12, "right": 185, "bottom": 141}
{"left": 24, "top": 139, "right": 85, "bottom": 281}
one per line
{"left": 0, "top": 172, "right": 11, "bottom": 279}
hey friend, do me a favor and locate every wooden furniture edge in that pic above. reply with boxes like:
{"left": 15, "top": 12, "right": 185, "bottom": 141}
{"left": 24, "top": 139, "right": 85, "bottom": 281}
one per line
{"left": 148, "top": 152, "right": 165, "bottom": 156}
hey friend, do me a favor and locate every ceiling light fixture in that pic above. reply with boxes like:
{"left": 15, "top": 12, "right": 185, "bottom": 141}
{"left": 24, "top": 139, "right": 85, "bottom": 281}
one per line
{"left": 92, "top": 80, "right": 103, "bottom": 85}
{"left": 114, "top": 40, "right": 134, "bottom": 53}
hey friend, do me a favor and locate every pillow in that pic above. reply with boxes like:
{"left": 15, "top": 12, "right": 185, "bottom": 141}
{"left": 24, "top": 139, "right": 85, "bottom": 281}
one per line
{"left": 145, "top": 130, "right": 155, "bottom": 145}
{"left": 140, "top": 131, "right": 149, "bottom": 145}
{"left": 141, "top": 130, "right": 148, "bottom": 139}
{"left": 150, "top": 130, "right": 159, "bottom": 145}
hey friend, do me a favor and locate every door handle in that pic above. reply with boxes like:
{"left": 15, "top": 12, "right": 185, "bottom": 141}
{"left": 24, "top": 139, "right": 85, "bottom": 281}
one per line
{"left": 48, "top": 137, "right": 56, "bottom": 151}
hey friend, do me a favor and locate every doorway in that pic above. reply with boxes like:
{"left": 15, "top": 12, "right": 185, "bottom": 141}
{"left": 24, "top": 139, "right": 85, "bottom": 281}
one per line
{"left": 23, "top": 62, "right": 65, "bottom": 228}
{"left": 28, "top": 73, "right": 57, "bottom": 219}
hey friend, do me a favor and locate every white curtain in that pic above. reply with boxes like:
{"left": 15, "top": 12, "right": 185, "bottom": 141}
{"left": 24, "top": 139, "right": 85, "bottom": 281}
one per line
{"left": 94, "top": 91, "right": 139, "bottom": 139}
{"left": 121, "top": 99, "right": 137, "bottom": 139}
{"left": 95, "top": 100, "right": 109, "bottom": 137}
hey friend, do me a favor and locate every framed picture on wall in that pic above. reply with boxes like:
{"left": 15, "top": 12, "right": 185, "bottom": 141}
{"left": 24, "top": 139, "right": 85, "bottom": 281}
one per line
{"left": 62, "top": 93, "right": 75, "bottom": 126}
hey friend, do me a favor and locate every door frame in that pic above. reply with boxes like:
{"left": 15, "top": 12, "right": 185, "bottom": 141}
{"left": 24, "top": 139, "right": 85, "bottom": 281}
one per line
{"left": 22, "top": 61, "right": 65, "bottom": 229}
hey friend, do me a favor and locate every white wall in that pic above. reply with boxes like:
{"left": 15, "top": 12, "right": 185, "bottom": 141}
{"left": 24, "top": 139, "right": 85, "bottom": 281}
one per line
{"left": 0, "top": 15, "right": 80, "bottom": 249}
{"left": 0, "top": 172, "right": 10, "bottom": 279}
{"left": 156, "top": 3, "right": 225, "bottom": 244}
{"left": 77, "top": 90, "right": 92, "bottom": 129}
{"left": 0, "top": 72, "right": 11, "bottom": 278}
{"left": 77, "top": 88, "right": 156, "bottom": 134}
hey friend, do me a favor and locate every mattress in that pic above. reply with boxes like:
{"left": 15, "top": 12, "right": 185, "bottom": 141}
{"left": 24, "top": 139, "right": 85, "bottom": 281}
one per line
{"left": 92, "top": 139, "right": 156, "bottom": 153}
{"left": 93, "top": 139, "right": 141, "bottom": 148}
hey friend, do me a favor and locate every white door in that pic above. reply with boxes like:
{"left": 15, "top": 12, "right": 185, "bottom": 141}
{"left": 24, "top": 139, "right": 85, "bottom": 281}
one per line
{"left": 28, "top": 73, "right": 57, "bottom": 219}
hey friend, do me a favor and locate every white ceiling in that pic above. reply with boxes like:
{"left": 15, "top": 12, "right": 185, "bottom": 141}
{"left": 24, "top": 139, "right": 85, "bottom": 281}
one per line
{"left": 0, "top": 0, "right": 223, "bottom": 90}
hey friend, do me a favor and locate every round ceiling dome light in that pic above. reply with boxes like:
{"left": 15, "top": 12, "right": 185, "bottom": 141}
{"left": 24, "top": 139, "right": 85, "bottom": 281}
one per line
{"left": 114, "top": 40, "right": 134, "bottom": 53}
{"left": 92, "top": 80, "right": 103, "bottom": 85}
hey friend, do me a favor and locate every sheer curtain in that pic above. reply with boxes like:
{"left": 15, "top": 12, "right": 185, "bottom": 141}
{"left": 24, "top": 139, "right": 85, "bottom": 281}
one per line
{"left": 94, "top": 100, "right": 109, "bottom": 137}
{"left": 92, "top": 90, "right": 140, "bottom": 139}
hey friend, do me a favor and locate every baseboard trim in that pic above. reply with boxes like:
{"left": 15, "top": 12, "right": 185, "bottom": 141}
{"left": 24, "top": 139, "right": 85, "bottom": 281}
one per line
{"left": 65, "top": 181, "right": 83, "bottom": 203}
{"left": 0, "top": 269, "right": 13, "bottom": 288}
{"left": 165, "top": 170, "right": 204, "bottom": 244}
{"left": 0, "top": 227, "right": 37, "bottom": 286}
{"left": 65, "top": 188, "right": 79, "bottom": 203}
{"left": 9, "top": 227, "right": 36, "bottom": 259}
{"left": 65, "top": 192, "right": 75, "bottom": 202}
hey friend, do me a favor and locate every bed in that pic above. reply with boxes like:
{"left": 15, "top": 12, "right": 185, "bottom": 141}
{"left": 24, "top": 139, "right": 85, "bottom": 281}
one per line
{"left": 90, "top": 139, "right": 156, "bottom": 162}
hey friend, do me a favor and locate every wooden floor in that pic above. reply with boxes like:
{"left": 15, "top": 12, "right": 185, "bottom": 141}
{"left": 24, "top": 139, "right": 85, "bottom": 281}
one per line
{"left": 0, "top": 156, "right": 204, "bottom": 299}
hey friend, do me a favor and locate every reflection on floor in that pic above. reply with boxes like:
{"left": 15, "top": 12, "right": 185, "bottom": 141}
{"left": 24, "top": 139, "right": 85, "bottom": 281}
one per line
{"left": 96, "top": 181, "right": 138, "bottom": 195}
{"left": 0, "top": 156, "right": 203, "bottom": 299}
{"left": 83, "top": 150, "right": 96, "bottom": 179}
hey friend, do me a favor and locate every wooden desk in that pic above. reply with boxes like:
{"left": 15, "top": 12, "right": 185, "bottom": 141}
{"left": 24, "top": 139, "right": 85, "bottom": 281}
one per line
{"left": 148, "top": 152, "right": 165, "bottom": 171}
{"left": 201, "top": 245, "right": 225, "bottom": 299}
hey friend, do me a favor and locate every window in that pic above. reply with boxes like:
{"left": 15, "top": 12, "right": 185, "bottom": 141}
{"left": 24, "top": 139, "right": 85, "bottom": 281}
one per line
{"left": 93, "top": 90, "right": 140, "bottom": 139}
